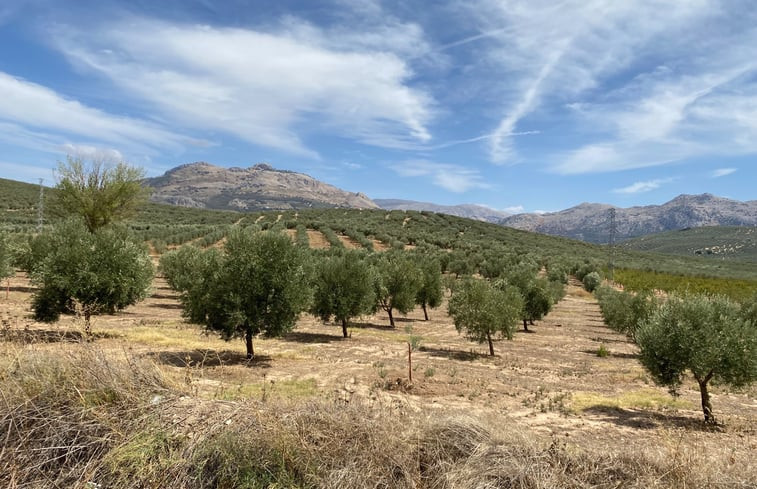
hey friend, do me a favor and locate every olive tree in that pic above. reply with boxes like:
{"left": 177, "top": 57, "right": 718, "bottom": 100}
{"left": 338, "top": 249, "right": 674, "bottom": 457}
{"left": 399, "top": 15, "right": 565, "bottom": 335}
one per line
{"left": 636, "top": 293, "right": 757, "bottom": 423}
{"left": 178, "top": 230, "right": 312, "bottom": 359}
{"left": 52, "top": 155, "right": 148, "bottom": 232}
{"left": 373, "top": 252, "right": 422, "bottom": 328}
{"left": 448, "top": 278, "right": 523, "bottom": 356}
{"left": 311, "top": 251, "right": 376, "bottom": 337}
{"left": 28, "top": 220, "right": 154, "bottom": 333}
{"left": 159, "top": 245, "right": 224, "bottom": 324}
{"left": 415, "top": 256, "right": 443, "bottom": 321}
{"left": 0, "top": 235, "right": 12, "bottom": 282}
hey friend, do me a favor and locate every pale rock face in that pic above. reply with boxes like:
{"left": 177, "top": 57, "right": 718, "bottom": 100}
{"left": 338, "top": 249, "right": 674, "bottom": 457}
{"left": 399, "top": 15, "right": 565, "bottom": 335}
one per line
{"left": 374, "top": 199, "right": 512, "bottom": 224}
{"left": 146, "top": 162, "right": 378, "bottom": 211}
{"left": 500, "top": 194, "right": 757, "bottom": 243}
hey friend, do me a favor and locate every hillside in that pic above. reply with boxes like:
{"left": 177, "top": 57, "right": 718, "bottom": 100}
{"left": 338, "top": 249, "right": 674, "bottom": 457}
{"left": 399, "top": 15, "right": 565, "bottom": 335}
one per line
{"left": 3, "top": 177, "right": 757, "bottom": 281}
{"left": 374, "top": 199, "right": 510, "bottom": 223}
{"left": 146, "top": 162, "right": 377, "bottom": 211}
{"left": 501, "top": 194, "right": 757, "bottom": 242}
{"left": 620, "top": 226, "right": 757, "bottom": 262}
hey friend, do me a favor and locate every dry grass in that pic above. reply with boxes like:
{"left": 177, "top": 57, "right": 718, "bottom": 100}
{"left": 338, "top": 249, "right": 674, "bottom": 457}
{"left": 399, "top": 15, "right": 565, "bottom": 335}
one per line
{"left": 1, "top": 344, "right": 755, "bottom": 488}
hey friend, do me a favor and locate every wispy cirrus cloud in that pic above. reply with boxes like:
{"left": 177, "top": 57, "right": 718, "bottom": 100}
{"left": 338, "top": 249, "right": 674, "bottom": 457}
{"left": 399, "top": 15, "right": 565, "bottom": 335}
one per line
{"left": 390, "top": 159, "right": 489, "bottom": 193}
{"left": 50, "top": 16, "right": 434, "bottom": 158}
{"left": 0, "top": 72, "right": 191, "bottom": 155}
{"left": 613, "top": 178, "right": 674, "bottom": 194}
{"left": 711, "top": 168, "right": 736, "bottom": 178}
{"left": 456, "top": 0, "right": 757, "bottom": 174}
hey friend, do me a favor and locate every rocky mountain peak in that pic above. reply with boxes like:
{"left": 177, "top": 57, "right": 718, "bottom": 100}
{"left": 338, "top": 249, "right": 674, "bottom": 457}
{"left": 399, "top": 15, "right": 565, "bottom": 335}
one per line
{"left": 146, "top": 162, "right": 378, "bottom": 211}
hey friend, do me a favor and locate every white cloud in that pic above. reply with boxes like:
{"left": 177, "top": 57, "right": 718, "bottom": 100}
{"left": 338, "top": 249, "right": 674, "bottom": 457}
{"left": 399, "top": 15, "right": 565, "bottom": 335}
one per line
{"left": 711, "top": 168, "right": 736, "bottom": 178}
{"left": 458, "top": 1, "right": 757, "bottom": 172}
{"left": 391, "top": 160, "right": 489, "bottom": 193}
{"left": 613, "top": 178, "right": 674, "bottom": 194}
{"left": 51, "top": 17, "right": 434, "bottom": 157}
{"left": 0, "top": 72, "right": 188, "bottom": 154}
{"left": 57, "top": 143, "right": 123, "bottom": 162}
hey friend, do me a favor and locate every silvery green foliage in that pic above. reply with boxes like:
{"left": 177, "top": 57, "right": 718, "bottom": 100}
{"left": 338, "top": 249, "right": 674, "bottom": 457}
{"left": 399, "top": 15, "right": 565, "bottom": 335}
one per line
{"left": 0, "top": 235, "right": 12, "bottom": 280}
{"left": 29, "top": 220, "right": 153, "bottom": 323}
{"left": 310, "top": 251, "right": 377, "bottom": 337}
{"left": 582, "top": 271, "right": 601, "bottom": 292}
{"left": 448, "top": 278, "right": 523, "bottom": 356}
{"left": 636, "top": 293, "right": 757, "bottom": 422}
{"left": 165, "top": 229, "right": 312, "bottom": 357}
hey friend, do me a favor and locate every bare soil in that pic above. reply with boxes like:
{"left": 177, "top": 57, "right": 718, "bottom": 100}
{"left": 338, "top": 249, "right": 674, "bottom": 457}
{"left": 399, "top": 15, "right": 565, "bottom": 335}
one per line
{"left": 2, "top": 271, "right": 755, "bottom": 475}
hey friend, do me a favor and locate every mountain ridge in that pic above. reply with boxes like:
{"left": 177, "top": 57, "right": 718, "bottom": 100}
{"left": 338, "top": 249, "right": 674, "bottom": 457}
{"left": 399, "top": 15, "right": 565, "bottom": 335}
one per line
{"left": 501, "top": 193, "right": 757, "bottom": 243}
{"left": 146, "top": 162, "right": 377, "bottom": 211}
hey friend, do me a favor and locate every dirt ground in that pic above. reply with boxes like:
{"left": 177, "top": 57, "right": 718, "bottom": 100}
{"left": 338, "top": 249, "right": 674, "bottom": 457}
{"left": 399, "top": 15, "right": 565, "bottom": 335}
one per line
{"left": 2, "top": 271, "right": 756, "bottom": 473}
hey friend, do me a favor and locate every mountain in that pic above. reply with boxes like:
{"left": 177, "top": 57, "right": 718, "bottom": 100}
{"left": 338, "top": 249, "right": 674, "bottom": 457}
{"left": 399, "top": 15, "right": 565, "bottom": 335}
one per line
{"left": 500, "top": 194, "right": 757, "bottom": 243}
{"left": 146, "top": 162, "right": 378, "bottom": 211}
{"left": 374, "top": 199, "right": 511, "bottom": 223}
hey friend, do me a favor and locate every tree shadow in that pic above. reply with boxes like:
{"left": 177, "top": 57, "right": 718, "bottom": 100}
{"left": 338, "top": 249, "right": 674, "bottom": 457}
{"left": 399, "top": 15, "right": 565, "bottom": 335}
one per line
{"left": 582, "top": 405, "right": 719, "bottom": 432}
{"left": 281, "top": 331, "right": 344, "bottom": 344}
{"left": 580, "top": 348, "right": 639, "bottom": 359}
{"left": 0, "top": 329, "right": 112, "bottom": 343}
{"left": 419, "top": 345, "right": 491, "bottom": 361}
{"left": 7, "top": 285, "right": 36, "bottom": 293}
{"left": 148, "top": 349, "right": 272, "bottom": 368}
{"left": 147, "top": 303, "right": 184, "bottom": 310}
{"left": 591, "top": 336, "right": 630, "bottom": 344}
{"left": 351, "top": 321, "right": 397, "bottom": 331}
{"left": 149, "top": 292, "right": 179, "bottom": 300}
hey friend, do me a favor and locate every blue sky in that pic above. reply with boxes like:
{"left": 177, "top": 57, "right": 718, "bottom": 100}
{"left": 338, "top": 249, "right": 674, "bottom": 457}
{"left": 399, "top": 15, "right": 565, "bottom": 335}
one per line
{"left": 1, "top": 0, "right": 755, "bottom": 213}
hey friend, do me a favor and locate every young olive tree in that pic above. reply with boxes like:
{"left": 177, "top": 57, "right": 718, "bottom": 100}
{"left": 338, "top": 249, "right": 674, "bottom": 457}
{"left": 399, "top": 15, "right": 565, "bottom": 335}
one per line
{"left": 28, "top": 220, "right": 154, "bottom": 333}
{"left": 636, "top": 293, "right": 757, "bottom": 423}
{"left": 159, "top": 245, "right": 224, "bottom": 324}
{"left": 373, "top": 252, "right": 422, "bottom": 328}
{"left": 448, "top": 278, "right": 523, "bottom": 356}
{"left": 52, "top": 155, "right": 148, "bottom": 232}
{"left": 520, "top": 279, "right": 553, "bottom": 332}
{"left": 311, "top": 251, "right": 376, "bottom": 337}
{"left": 180, "top": 229, "right": 312, "bottom": 359}
{"left": 415, "top": 256, "right": 443, "bottom": 321}
{"left": 0, "top": 235, "right": 13, "bottom": 282}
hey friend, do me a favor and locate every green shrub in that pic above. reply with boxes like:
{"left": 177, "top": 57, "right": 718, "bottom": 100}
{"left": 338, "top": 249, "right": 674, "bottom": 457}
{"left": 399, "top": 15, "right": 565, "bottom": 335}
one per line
{"left": 582, "top": 272, "right": 601, "bottom": 292}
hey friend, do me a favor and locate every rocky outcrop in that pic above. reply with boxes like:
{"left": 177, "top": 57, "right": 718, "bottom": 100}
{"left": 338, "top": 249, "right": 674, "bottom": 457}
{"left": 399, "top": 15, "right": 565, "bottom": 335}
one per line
{"left": 146, "top": 162, "right": 378, "bottom": 211}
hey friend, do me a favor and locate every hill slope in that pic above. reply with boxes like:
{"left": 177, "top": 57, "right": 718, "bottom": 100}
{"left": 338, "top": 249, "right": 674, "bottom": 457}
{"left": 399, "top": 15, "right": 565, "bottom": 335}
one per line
{"left": 374, "top": 199, "right": 510, "bottom": 223}
{"left": 146, "top": 162, "right": 378, "bottom": 211}
{"left": 501, "top": 194, "right": 757, "bottom": 242}
{"left": 620, "top": 226, "right": 757, "bottom": 262}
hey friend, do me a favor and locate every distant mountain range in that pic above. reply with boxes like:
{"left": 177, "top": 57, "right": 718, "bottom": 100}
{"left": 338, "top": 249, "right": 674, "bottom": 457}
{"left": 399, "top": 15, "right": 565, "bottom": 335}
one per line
{"left": 144, "top": 163, "right": 757, "bottom": 243}
{"left": 501, "top": 194, "right": 757, "bottom": 243}
{"left": 146, "top": 162, "right": 377, "bottom": 211}
{"left": 374, "top": 199, "right": 511, "bottom": 223}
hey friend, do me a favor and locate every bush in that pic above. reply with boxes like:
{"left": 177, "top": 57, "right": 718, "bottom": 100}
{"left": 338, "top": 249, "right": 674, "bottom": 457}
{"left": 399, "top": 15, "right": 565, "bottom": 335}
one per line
{"left": 582, "top": 272, "right": 601, "bottom": 292}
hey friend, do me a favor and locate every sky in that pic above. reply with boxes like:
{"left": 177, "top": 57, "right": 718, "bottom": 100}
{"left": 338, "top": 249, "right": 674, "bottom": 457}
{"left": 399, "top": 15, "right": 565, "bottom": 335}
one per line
{"left": 0, "top": 0, "right": 756, "bottom": 214}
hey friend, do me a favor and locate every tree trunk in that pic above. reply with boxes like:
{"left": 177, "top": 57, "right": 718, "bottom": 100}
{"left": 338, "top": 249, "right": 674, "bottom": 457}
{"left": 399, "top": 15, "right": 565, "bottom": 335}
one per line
{"left": 388, "top": 308, "right": 395, "bottom": 328}
{"left": 245, "top": 329, "right": 254, "bottom": 360}
{"left": 487, "top": 331, "right": 494, "bottom": 356}
{"left": 408, "top": 343, "right": 412, "bottom": 382}
{"left": 523, "top": 319, "right": 529, "bottom": 332}
{"left": 697, "top": 373, "right": 715, "bottom": 424}
{"left": 84, "top": 311, "right": 92, "bottom": 337}
{"left": 422, "top": 303, "right": 429, "bottom": 321}
{"left": 341, "top": 318, "right": 348, "bottom": 338}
